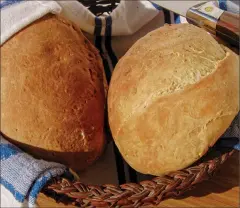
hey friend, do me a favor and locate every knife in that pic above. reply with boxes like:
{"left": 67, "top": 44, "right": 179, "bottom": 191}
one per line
{"left": 151, "top": 1, "right": 239, "bottom": 47}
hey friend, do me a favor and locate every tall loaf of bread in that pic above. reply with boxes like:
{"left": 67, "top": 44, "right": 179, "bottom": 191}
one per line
{"left": 108, "top": 24, "right": 239, "bottom": 176}
{"left": 1, "top": 14, "right": 106, "bottom": 171}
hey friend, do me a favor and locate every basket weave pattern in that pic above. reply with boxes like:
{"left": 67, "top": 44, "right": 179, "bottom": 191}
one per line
{"left": 41, "top": 1, "right": 236, "bottom": 207}
{"left": 42, "top": 149, "right": 235, "bottom": 207}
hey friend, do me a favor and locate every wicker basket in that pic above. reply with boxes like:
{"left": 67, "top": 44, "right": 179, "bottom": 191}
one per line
{"left": 41, "top": 1, "right": 236, "bottom": 207}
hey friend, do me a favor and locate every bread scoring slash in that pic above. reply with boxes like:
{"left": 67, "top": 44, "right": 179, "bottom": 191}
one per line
{"left": 1, "top": 14, "right": 106, "bottom": 171}
{"left": 108, "top": 24, "right": 239, "bottom": 176}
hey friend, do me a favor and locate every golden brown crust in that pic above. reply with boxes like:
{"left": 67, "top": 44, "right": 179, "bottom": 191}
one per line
{"left": 108, "top": 24, "right": 239, "bottom": 176}
{"left": 1, "top": 14, "right": 106, "bottom": 171}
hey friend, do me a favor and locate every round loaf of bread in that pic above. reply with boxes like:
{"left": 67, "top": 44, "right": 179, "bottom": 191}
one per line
{"left": 1, "top": 14, "right": 106, "bottom": 171}
{"left": 108, "top": 24, "right": 239, "bottom": 176}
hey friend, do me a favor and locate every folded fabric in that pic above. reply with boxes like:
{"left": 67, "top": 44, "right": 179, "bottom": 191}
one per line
{"left": 0, "top": 0, "right": 160, "bottom": 45}
{"left": 0, "top": 135, "right": 71, "bottom": 207}
{"left": 0, "top": 0, "right": 239, "bottom": 207}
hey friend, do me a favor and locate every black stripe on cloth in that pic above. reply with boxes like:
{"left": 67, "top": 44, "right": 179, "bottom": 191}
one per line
{"left": 104, "top": 105, "right": 127, "bottom": 185}
{"left": 94, "top": 17, "right": 111, "bottom": 83}
{"left": 113, "top": 145, "right": 127, "bottom": 184}
{"left": 105, "top": 16, "right": 138, "bottom": 184}
{"left": 93, "top": 18, "right": 125, "bottom": 184}
{"left": 103, "top": 16, "right": 127, "bottom": 185}
{"left": 163, "top": 8, "right": 171, "bottom": 24}
{"left": 127, "top": 164, "right": 138, "bottom": 183}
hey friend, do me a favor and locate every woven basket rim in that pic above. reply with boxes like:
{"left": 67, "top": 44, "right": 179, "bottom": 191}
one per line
{"left": 42, "top": 145, "right": 235, "bottom": 207}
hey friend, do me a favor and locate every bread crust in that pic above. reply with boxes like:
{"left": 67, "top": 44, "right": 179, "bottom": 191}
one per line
{"left": 1, "top": 14, "right": 106, "bottom": 171}
{"left": 108, "top": 24, "right": 239, "bottom": 176}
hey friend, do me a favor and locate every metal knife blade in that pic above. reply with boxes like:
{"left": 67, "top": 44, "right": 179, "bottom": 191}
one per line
{"left": 150, "top": 1, "right": 239, "bottom": 48}
{"left": 151, "top": 1, "right": 208, "bottom": 17}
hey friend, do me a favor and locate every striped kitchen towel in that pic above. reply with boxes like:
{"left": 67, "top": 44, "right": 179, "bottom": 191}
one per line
{"left": 1, "top": 0, "right": 239, "bottom": 207}
{"left": 0, "top": 135, "right": 72, "bottom": 207}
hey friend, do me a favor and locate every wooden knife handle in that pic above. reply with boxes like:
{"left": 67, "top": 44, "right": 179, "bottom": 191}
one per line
{"left": 216, "top": 11, "right": 239, "bottom": 48}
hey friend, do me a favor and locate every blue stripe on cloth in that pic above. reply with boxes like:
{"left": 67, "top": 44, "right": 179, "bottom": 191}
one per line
{"left": 218, "top": 0, "right": 227, "bottom": 11}
{"left": 0, "top": 143, "right": 21, "bottom": 161}
{"left": 94, "top": 17, "right": 111, "bottom": 83}
{"left": 174, "top": 13, "right": 181, "bottom": 24}
{"left": 233, "top": 143, "right": 240, "bottom": 151}
{"left": 28, "top": 172, "right": 52, "bottom": 205}
{"left": 150, "top": 2, "right": 163, "bottom": 11}
{"left": 0, "top": 0, "right": 23, "bottom": 9}
{"left": 1, "top": 134, "right": 67, "bottom": 205}
{"left": 94, "top": 16, "right": 102, "bottom": 35}
{"left": 105, "top": 16, "right": 118, "bottom": 68}
{"left": 0, "top": 177, "right": 25, "bottom": 202}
